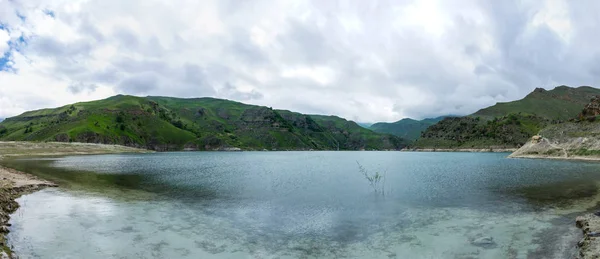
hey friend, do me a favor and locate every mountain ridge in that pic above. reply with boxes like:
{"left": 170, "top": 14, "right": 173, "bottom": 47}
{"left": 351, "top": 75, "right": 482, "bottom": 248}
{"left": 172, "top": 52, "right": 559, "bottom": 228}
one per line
{"left": 471, "top": 85, "right": 600, "bottom": 121}
{"left": 411, "top": 85, "right": 600, "bottom": 149}
{"left": 0, "top": 95, "right": 406, "bottom": 151}
{"left": 369, "top": 116, "right": 445, "bottom": 141}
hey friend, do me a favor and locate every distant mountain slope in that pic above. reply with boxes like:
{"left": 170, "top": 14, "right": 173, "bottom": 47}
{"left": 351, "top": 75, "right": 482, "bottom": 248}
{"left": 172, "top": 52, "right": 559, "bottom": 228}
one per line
{"left": 412, "top": 114, "right": 548, "bottom": 149}
{"left": 357, "top": 122, "right": 373, "bottom": 129}
{"left": 0, "top": 95, "right": 406, "bottom": 151}
{"left": 369, "top": 117, "right": 445, "bottom": 141}
{"left": 472, "top": 86, "right": 600, "bottom": 121}
{"left": 412, "top": 86, "right": 600, "bottom": 149}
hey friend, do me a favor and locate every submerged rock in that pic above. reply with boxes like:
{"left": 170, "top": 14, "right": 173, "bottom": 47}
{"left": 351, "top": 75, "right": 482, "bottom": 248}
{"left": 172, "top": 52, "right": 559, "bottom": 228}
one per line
{"left": 470, "top": 236, "right": 496, "bottom": 249}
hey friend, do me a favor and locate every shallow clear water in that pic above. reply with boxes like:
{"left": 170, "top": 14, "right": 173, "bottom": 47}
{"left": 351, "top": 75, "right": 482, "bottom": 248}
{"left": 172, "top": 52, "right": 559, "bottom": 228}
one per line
{"left": 4, "top": 152, "right": 600, "bottom": 258}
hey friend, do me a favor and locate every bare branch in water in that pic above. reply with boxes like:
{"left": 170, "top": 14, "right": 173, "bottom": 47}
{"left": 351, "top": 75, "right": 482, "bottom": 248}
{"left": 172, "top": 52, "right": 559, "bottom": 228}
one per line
{"left": 356, "top": 161, "right": 385, "bottom": 195}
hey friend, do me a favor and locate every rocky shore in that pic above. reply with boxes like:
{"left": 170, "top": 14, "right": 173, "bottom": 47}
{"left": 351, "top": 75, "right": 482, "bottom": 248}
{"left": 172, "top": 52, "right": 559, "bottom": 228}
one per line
{"left": 0, "top": 166, "right": 57, "bottom": 258}
{"left": 508, "top": 134, "right": 600, "bottom": 161}
{"left": 576, "top": 213, "right": 600, "bottom": 258}
{"left": 0, "top": 141, "right": 150, "bottom": 258}
{"left": 403, "top": 148, "right": 517, "bottom": 152}
{"left": 510, "top": 135, "right": 600, "bottom": 258}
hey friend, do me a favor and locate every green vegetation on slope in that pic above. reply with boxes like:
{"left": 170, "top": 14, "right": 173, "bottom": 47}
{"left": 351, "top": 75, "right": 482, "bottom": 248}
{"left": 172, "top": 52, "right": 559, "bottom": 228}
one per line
{"left": 472, "top": 86, "right": 600, "bottom": 121}
{"left": 369, "top": 117, "right": 445, "bottom": 141}
{"left": 0, "top": 95, "right": 406, "bottom": 151}
{"left": 412, "top": 85, "right": 600, "bottom": 149}
{"left": 412, "top": 114, "right": 548, "bottom": 149}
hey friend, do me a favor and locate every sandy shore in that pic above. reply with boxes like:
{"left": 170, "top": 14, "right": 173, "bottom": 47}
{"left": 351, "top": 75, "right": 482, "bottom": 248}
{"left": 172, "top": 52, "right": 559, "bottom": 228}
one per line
{"left": 0, "top": 141, "right": 152, "bottom": 158}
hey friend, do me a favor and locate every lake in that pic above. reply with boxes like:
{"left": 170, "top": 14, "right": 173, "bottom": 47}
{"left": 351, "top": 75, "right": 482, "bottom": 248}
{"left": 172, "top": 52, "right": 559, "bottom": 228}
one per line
{"left": 3, "top": 151, "right": 600, "bottom": 258}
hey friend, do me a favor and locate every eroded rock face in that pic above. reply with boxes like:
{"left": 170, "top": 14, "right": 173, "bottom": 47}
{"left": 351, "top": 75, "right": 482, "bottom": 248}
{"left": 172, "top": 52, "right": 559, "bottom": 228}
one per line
{"left": 579, "top": 96, "right": 600, "bottom": 119}
{"left": 54, "top": 133, "right": 70, "bottom": 142}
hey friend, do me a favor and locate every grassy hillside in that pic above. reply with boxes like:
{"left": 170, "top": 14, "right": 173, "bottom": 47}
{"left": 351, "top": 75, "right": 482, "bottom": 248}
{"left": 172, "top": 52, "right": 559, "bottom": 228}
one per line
{"left": 412, "top": 86, "right": 600, "bottom": 149}
{"left": 0, "top": 95, "right": 406, "bottom": 151}
{"left": 412, "top": 114, "right": 548, "bottom": 149}
{"left": 472, "top": 86, "right": 600, "bottom": 121}
{"left": 369, "top": 117, "right": 444, "bottom": 141}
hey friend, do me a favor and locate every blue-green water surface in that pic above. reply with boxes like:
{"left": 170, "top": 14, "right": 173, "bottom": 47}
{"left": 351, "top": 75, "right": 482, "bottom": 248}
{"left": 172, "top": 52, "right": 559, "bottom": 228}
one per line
{"left": 4, "top": 152, "right": 600, "bottom": 258}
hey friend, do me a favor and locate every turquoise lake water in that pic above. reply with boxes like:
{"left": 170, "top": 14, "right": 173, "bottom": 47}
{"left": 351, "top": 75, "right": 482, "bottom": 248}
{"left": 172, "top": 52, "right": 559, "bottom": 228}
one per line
{"left": 4, "top": 151, "right": 600, "bottom": 258}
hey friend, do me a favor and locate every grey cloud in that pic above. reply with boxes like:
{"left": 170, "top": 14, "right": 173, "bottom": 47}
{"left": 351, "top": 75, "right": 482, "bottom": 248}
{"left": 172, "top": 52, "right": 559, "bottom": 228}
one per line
{"left": 117, "top": 73, "right": 160, "bottom": 94}
{"left": 10, "top": 0, "right": 600, "bottom": 122}
{"left": 279, "top": 19, "right": 332, "bottom": 65}
{"left": 177, "top": 63, "right": 216, "bottom": 96}
{"left": 183, "top": 64, "right": 207, "bottom": 86}
{"left": 29, "top": 36, "right": 93, "bottom": 57}
{"left": 79, "top": 18, "right": 104, "bottom": 42}
{"left": 229, "top": 33, "right": 268, "bottom": 64}
{"left": 474, "top": 65, "right": 493, "bottom": 75}
{"left": 113, "top": 57, "right": 169, "bottom": 74}
{"left": 220, "top": 82, "right": 263, "bottom": 101}
{"left": 112, "top": 27, "right": 165, "bottom": 57}
{"left": 113, "top": 27, "right": 139, "bottom": 50}
{"left": 87, "top": 67, "right": 123, "bottom": 84}
{"left": 67, "top": 82, "right": 98, "bottom": 94}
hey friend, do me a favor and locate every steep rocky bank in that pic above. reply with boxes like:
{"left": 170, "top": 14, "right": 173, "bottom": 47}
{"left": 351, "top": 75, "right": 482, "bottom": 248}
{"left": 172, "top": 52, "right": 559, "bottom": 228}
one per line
{"left": 576, "top": 213, "right": 600, "bottom": 258}
{"left": 508, "top": 126, "right": 600, "bottom": 161}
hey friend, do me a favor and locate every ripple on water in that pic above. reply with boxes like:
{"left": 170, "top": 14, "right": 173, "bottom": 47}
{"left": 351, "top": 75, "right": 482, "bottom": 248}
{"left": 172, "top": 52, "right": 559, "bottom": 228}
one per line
{"left": 4, "top": 152, "right": 600, "bottom": 258}
{"left": 5, "top": 188, "right": 582, "bottom": 259}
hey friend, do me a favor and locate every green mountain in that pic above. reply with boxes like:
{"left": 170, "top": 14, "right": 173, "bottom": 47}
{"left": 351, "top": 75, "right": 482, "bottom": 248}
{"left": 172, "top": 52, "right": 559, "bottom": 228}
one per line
{"left": 472, "top": 85, "right": 600, "bottom": 121}
{"left": 0, "top": 95, "right": 406, "bottom": 151}
{"left": 411, "top": 86, "right": 600, "bottom": 149}
{"left": 369, "top": 117, "right": 445, "bottom": 141}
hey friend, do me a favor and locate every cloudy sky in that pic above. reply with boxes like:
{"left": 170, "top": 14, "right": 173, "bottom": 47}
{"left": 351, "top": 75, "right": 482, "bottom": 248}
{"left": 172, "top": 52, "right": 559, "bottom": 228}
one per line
{"left": 0, "top": 0, "right": 599, "bottom": 122}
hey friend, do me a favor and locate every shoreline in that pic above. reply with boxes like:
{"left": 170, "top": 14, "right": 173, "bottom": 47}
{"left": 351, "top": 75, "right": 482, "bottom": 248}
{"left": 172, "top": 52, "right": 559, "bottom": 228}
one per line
{"left": 0, "top": 141, "right": 151, "bottom": 258}
{"left": 0, "top": 166, "right": 57, "bottom": 258}
{"left": 402, "top": 148, "right": 517, "bottom": 152}
{"left": 508, "top": 154, "right": 600, "bottom": 162}
{"left": 0, "top": 141, "right": 598, "bottom": 257}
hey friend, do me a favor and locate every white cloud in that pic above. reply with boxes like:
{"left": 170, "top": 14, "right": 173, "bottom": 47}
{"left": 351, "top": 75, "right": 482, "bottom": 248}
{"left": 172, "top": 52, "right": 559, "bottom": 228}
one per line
{"left": 0, "top": 29, "right": 9, "bottom": 54}
{"left": 1, "top": 0, "right": 600, "bottom": 122}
